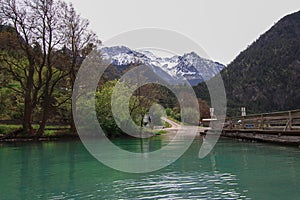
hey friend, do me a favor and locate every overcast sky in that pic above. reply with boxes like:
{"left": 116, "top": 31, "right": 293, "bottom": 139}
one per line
{"left": 65, "top": 0, "right": 300, "bottom": 65}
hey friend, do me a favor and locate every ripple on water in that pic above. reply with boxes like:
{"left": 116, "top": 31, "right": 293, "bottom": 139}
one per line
{"left": 100, "top": 171, "right": 250, "bottom": 199}
{"left": 43, "top": 171, "right": 249, "bottom": 199}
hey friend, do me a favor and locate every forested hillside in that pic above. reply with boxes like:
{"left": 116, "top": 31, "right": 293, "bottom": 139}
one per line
{"left": 195, "top": 10, "right": 300, "bottom": 116}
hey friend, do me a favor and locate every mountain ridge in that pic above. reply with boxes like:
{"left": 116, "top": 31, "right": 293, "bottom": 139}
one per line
{"left": 101, "top": 46, "right": 225, "bottom": 85}
{"left": 195, "top": 10, "right": 300, "bottom": 116}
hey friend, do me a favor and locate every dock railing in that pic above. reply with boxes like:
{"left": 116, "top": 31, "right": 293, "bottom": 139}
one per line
{"left": 225, "top": 109, "right": 300, "bottom": 132}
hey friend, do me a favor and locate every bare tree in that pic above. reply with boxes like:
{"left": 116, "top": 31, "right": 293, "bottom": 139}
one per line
{"left": 0, "top": 0, "right": 39, "bottom": 134}
{"left": 31, "top": 0, "right": 69, "bottom": 136}
{"left": 0, "top": 0, "right": 89, "bottom": 136}
{"left": 61, "top": 2, "right": 99, "bottom": 132}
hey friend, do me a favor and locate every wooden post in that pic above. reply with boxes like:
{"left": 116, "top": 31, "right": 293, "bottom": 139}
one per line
{"left": 289, "top": 111, "right": 292, "bottom": 130}
{"left": 228, "top": 117, "right": 233, "bottom": 129}
{"left": 260, "top": 114, "right": 264, "bottom": 130}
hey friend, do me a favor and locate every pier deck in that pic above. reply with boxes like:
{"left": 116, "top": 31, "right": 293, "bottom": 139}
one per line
{"left": 221, "top": 109, "right": 300, "bottom": 145}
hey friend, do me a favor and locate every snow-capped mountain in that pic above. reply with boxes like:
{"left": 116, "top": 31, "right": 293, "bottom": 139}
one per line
{"left": 101, "top": 46, "right": 225, "bottom": 85}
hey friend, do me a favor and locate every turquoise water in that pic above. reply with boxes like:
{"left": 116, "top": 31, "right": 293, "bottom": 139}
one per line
{"left": 0, "top": 136, "right": 300, "bottom": 199}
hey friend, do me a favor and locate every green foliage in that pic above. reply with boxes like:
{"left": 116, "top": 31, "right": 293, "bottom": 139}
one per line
{"left": 0, "top": 124, "right": 70, "bottom": 135}
{"left": 95, "top": 80, "right": 122, "bottom": 136}
{"left": 153, "top": 130, "right": 167, "bottom": 135}
{"left": 163, "top": 121, "right": 171, "bottom": 128}
{"left": 0, "top": 124, "right": 21, "bottom": 135}
{"left": 165, "top": 107, "right": 181, "bottom": 122}
{"left": 95, "top": 80, "right": 166, "bottom": 137}
{"left": 0, "top": 84, "right": 23, "bottom": 120}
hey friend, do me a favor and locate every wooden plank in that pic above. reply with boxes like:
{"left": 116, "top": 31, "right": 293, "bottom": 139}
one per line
{"left": 224, "top": 110, "right": 300, "bottom": 135}
{"left": 222, "top": 129, "right": 300, "bottom": 136}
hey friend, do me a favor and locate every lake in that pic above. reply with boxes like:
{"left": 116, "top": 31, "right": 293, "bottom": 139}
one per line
{"left": 0, "top": 135, "right": 300, "bottom": 199}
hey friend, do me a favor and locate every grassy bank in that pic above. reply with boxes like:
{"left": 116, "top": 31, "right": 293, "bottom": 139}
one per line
{"left": 0, "top": 123, "right": 173, "bottom": 142}
{"left": 0, "top": 124, "right": 73, "bottom": 137}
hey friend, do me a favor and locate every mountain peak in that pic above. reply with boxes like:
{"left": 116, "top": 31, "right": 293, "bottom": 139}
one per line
{"left": 185, "top": 51, "right": 199, "bottom": 57}
{"left": 101, "top": 45, "right": 132, "bottom": 56}
{"left": 101, "top": 46, "right": 225, "bottom": 85}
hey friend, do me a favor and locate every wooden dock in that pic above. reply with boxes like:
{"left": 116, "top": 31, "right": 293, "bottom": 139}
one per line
{"left": 222, "top": 109, "right": 300, "bottom": 145}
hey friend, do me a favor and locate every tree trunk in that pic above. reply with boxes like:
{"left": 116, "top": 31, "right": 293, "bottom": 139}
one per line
{"left": 36, "top": 114, "right": 47, "bottom": 137}
{"left": 23, "top": 60, "right": 35, "bottom": 135}
{"left": 36, "top": 83, "right": 51, "bottom": 137}
{"left": 69, "top": 57, "right": 77, "bottom": 134}
{"left": 23, "top": 92, "right": 33, "bottom": 135}
{"left": 69, "top": 112, "right": 76, "bottom": 134}
{"left": 36, "top": 99, "right": 49, "bottom": 137}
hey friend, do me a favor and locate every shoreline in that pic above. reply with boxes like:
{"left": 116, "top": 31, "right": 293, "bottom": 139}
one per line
{"left": 2, "top": 126, "right": 300, "bottom": 147}
{"left": 221, "top": 130, "right": 300, "bottom": 147}
{"left": 0, "top": 134, "right": 80, "bottom": 143}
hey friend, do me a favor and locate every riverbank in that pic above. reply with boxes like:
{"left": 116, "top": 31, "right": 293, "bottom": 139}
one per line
{"left": 3, "top": 120, "right": 300, "bottom": 147}
{"left": 0, "top": 132, "right": 80, "bottom": 142}
{"left": 0, "top": 124, "right": 170, "bottom": 143}
{"left": 0, "top": 124, "right": 79, "bottom": 142}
